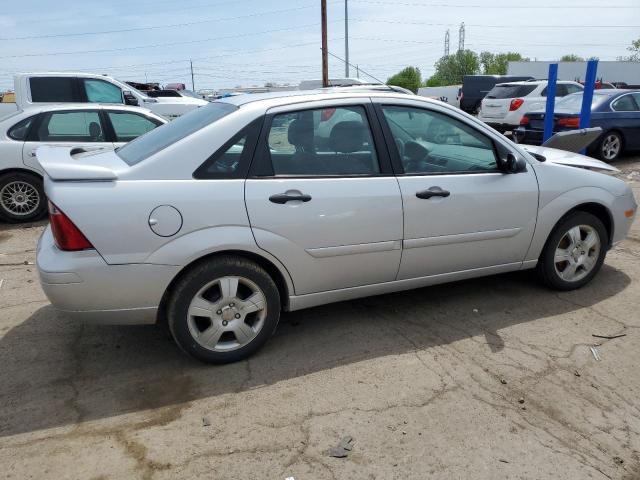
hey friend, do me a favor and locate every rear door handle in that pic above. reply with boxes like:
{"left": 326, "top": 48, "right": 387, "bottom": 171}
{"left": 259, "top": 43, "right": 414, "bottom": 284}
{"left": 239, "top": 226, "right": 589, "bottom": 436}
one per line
{"left": 416, "top": 187, "right": 450, "bottom": 199}
{"left": 269, "top": 193, "right": 312, "bottom": 204}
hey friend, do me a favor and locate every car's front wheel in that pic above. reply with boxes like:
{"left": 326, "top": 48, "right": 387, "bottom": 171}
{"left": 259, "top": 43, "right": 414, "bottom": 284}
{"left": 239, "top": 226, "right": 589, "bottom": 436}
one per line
{"left": 0, "top": 172, "right": 46, "bottom": 223}
{"left": 537, "top": 211, "right": 608, "bottom": 291}
{"left": 167, "top": 256, "right": 281, "bottom": 364}
{"left": 597, "top": 131, "right": 623, "bottom": 162}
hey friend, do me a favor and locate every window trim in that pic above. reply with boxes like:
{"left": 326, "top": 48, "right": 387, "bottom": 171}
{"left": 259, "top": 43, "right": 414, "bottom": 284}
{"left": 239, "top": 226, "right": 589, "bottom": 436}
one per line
{"left": 192, "top": 117, "right": 263, "bottom": 180}
{"left": 248, "top": 102, "right": 394, "bottom": 179}
{"left": 374, "top": 103, "right": 503, "bottom": 176}
{"left": 26, "top": 109, "right": 108, "bottom": 143}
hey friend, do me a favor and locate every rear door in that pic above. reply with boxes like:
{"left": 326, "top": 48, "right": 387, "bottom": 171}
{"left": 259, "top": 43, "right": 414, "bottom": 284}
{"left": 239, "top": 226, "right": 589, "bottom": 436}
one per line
{"left": 376, "top": 100, "right": 539, "bottom": 279}
{"left": 22, "top": 109, "right": 113, "bottom": 171}
{"left": 609, "top": 93, "right": 640, "bottom": 150}
{"left": 245, "top": 100, "right": 403, "bottom": 295}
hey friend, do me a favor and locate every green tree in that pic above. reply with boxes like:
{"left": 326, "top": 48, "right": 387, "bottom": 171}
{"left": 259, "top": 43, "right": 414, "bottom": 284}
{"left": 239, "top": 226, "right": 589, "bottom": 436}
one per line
{"left": 425, "top": 50, "right": 480, "bottom": 86}
{"left": 480, "top": 51, "right": 528, "bottom": 75}
{"left": 560, "top": 54, "right": 584, "bottom": 62}
{"left": 626, "top": 38, "right": 640, "bottom": 61}
{"left": 386, "top": 66, "right": 422, "bottom": 93}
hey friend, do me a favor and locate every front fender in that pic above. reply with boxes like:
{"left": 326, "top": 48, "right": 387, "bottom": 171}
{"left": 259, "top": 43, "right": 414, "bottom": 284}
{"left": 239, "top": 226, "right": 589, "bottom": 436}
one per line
{"left": 525, "top": 186, "right": 616, "bottom": 262}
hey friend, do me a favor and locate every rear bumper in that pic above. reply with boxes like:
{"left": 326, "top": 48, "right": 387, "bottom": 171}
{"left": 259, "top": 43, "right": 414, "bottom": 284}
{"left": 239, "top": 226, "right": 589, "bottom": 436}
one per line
{"left": 37, "top": 226, "right": 180, "bottom": 324}
{"left": 480, "top": 121, "right": 518, "bottom": 133}
{"left": 514, "top": 127, "right": 544, "bottom": 145}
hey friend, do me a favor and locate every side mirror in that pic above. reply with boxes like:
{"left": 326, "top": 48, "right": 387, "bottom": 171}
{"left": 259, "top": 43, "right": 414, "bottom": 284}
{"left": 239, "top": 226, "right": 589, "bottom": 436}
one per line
{"left": 123, "top": 91, "right": 139, "bottom": 106}
{"left": 503, "top": 152, "right": 527, "bottom": 173}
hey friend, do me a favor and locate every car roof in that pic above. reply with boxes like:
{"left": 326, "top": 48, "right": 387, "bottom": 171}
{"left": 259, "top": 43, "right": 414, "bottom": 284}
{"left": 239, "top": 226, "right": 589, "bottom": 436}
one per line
{"left": 496, "top": 80, "right": 578, "bottom": 87}
{"left": 19, "top": 103, "right": 157, "bottom": 114}
{"left": 218, "top": 89, "right": 423, "bottom": 109}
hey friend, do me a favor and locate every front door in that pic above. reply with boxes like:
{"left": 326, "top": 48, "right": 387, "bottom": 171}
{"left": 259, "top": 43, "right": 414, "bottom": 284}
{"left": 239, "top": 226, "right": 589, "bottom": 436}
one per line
{"left": 22, "top": 109, "right": 113, "bottom": 171}
{"left": 376, "top": 102, "right": 539, "bottom": 280}
{"left": 245, "top": 102, "right": 403, "bottom": 295}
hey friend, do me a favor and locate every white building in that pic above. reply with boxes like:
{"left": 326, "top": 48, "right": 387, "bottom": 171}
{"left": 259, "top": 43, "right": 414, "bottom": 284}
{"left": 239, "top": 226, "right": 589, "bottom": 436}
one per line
{"left": 507, "top": 61, "right": 640, "bottom": 85}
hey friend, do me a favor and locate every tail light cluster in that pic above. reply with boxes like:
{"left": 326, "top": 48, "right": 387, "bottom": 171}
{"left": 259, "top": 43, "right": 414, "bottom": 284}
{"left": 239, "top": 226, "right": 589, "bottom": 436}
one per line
{"left": 509, "top": 98, "right": 524, "bottom": 111}
{"left": 519, "top": 116, "right": 530, "bottom": 126}
{"left": 48, "top": 201, "right": 93, "bottom": 251}
{"left": 557, "top": 117, "right": 580, "bottom": 128}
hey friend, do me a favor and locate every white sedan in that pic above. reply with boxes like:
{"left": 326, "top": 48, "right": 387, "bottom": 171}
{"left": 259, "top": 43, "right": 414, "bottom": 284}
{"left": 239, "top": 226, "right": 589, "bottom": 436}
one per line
{"left": 0, "top": 104, "right": 166, "bottom": 222}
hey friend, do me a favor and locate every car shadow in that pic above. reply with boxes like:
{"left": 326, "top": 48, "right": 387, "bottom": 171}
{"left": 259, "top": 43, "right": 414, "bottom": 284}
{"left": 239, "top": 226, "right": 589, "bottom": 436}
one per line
{"left": 0, "top": 265, "right": 631, "bottom": 438}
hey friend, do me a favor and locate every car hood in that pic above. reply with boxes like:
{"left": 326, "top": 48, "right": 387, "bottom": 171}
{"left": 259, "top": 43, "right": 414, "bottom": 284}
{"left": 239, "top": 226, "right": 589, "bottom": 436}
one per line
{"left": 521, "top": 145, "right": 618, "bottom": 172}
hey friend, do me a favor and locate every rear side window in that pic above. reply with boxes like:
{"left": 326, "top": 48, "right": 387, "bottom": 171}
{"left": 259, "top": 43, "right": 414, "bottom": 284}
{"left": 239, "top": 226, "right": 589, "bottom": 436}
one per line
{"left": 612, "top": 94, "right": 639, "bottom": 112}
{"left": 116, "top": 102, "right": 237, "bottom": 166}
{"left": 107, "top": 112, "right": 161, "bottom": 142}
{"left": 485, "top": 84, "right": 536, "bottom": 99}
{"left": 8, "top": 115, "right": 36, "bottom": 140}
{"left": 83, "top": 79, "right": 123, "bottom": 103}
{"left": 36, "top": 111, "right": 104, "bottom": 142}
{"left": 30, "top": 77, "right": 79, "bottom": 102}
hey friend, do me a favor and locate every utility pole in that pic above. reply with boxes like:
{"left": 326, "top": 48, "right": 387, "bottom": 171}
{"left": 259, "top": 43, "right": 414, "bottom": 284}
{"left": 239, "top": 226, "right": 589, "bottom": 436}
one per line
{"left": 444, "top": 29, "right": 450, "bottom": 56}
{"left": 321, "top": 0, "right": 329, "bottom": 87}
{"left": 344, "top": 0, "right": 349, "bottom": 77}
{"left": 190, "top": 59, "right": 195, "bottom": 91}
{"left": 458, "top": 23, "right": 465, "bottom": 52}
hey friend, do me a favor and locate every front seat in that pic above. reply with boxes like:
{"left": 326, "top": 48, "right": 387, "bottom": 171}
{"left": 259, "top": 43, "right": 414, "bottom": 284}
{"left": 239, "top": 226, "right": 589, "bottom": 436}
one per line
{"left": 88, "top": 121, "right": 102, "bottom": 141}
{"left": 328, "top": 121, "right": 376, "bottom": 174}
{"left": 285, "top": 119, "right": 316, "bottom": 174}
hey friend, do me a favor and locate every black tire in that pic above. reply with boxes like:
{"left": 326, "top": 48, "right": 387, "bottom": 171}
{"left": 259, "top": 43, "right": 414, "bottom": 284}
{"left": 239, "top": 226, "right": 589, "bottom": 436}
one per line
{"left": 167, "top": 255, "right": 281, "bottom": 364}
{"left": 596, "top": 131, "right": 623, "bottom": 162}
{"left": 0, "top": 172, "right": 46, "bottom": 223}
{"left": 536, "top": 211, "right": 608, "bottom": 291}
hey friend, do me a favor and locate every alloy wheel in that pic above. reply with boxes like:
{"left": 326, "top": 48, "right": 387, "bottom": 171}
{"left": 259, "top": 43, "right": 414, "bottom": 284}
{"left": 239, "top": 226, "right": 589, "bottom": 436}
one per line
{"left": 601, "top": 134, "right": 621, "bottom": 161}
{"left": 186, "top": 276, "right": 267, "bottom": 352}
{"left": 554, "top": 225, "right": 601, "bottom": 283}
{"left": 0, "top": 181, "right": 40, "bottom": 217}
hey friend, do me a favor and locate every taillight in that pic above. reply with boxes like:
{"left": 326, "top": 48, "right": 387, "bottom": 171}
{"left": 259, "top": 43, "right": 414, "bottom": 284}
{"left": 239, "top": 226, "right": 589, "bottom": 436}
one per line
{"left": 48, "top": 201, "right": 93, "bottom": 251}
{"left": 320, "top": 108, "right": 336, "bottom": 122}
{"left": 520, "top": 116, "right": 530, "bottom": 126}
{"left": 509, "top": 98, "right": 524, "bottom": 111}
{"left": 557, "top": 117, "right": 580, "bottom": 128}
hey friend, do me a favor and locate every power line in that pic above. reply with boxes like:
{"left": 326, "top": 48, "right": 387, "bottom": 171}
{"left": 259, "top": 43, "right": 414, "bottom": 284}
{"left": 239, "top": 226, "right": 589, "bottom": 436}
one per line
{"left": 0, "top": 22, "right": 336, "bottom": 59}
{"left": 326, "top": 50, "right": 385, "bottom": 84}
{"left": 0, "top": 3, "right": 328, "bottom": 41}
{"left": 350, "top": 18, "right": 640, "bottom": 28}
{"left": 350, "top": 0, "right": 638, "bottom": 8}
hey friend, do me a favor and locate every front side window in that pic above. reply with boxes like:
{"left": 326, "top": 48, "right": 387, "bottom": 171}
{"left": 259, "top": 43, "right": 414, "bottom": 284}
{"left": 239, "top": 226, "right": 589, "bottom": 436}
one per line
{"left": 107, "top": 112, "right": 160, "bottom": 142}
{"left": 381, "top": 106, "right": 498, "bottom": 174}
{"left": 29, "top": 77, "right": 79, "bottom": 103}
{"left": 83, "top": 79, "right": 123, "bottom": 103}
{"left": 8, "top": 115, "right": 36, "bottom": 140}
{"left": 612, "top": 95, "right": 639, "bottom": 112}
{"left": 36, "top": 111, "right": 104, "bottom": 142}
{"left": 265, "top": 105, "right": 379, "bottom": 176}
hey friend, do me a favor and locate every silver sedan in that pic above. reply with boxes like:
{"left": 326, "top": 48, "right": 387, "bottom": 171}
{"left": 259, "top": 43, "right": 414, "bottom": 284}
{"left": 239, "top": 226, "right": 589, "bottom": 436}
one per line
{"left": 36, "top": 91, "right": 637, "bottom": 363}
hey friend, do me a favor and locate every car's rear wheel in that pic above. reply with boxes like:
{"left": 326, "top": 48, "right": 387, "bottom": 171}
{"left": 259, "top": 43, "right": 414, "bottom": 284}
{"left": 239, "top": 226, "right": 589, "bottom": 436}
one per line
{"left": 167, "top": 255, "right": 281, "bottom": 364}
{"left": 0, "top": 172, "right": 46, "bottom": 223}
{"left": 597, "top": 131, "right": 623, "bottom": 162}
{"left": 536, "top": 211, "right": 608, "bottom": 291}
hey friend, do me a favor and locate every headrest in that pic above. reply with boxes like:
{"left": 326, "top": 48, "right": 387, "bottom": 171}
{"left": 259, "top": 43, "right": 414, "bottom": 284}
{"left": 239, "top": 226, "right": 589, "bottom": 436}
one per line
{"left": 329, "top": 121, "right": 365, "bottom": 153}
{"left": 287, "top": 119, "right": 313, "bottom": 148}
{"left": 89, "top": 121, "right": 102, "bottom": 139}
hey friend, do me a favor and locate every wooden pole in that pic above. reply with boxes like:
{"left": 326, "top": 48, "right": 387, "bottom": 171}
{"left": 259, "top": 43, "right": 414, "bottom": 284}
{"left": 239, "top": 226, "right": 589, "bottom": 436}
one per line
{"left": 321, "top": 0, "right": 329, "bottom": 87}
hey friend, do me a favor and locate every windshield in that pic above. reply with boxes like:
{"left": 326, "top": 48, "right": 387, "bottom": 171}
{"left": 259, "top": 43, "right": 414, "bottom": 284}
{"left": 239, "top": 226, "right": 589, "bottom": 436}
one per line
{"left": 116, "top": 80, "right": 150, "bottom": 99}
{"left": 116, "top": 102, "right": 237, "bottom": 165}
{"left": 557, "top": 92, "right": 609, "bottom": 111}
{"left": 180, "top": 90, "right": 201, "bottom": 99}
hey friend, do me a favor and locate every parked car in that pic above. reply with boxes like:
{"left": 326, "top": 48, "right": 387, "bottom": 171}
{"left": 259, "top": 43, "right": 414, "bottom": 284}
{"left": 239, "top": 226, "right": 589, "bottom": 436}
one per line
{"left": 478, "top": 80, "right": 584, "bottom": 132}
{"left": 36, "top": 91, "right": 637, "bottom": 364}
{"left": 147, "top": 89, "right": 203, "bottom": 99}
{"left": 0, "top": 73, "right": 208, "bottom": 121}
{"left": 0, "top": 104, "right": 166, "bottom": 222}
{"left": 418, "top": 85, "right": 462, "bottom": 108}
{"left": 515, "top": 89, "right": 640, "bottom": 161}
{"left": 460, "top": 75, "right": 534, "bottom": 114}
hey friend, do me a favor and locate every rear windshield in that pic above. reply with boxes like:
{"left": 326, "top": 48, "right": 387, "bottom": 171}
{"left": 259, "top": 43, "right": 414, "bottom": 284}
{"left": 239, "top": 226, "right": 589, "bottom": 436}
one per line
{"left": 116, "top": 102, "right": 237, "bottom": 166}
{"left": 485, "top": 84, "right": 537, "bottom": 99}
{"left": 557, "top": 92, "right": 609, "bottom": 111}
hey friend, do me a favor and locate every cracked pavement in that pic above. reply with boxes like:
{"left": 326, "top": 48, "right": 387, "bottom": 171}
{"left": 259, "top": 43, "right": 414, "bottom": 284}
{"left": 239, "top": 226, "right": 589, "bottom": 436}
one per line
{"left": 1, "top": 157, "right": 639, "bottom": 480}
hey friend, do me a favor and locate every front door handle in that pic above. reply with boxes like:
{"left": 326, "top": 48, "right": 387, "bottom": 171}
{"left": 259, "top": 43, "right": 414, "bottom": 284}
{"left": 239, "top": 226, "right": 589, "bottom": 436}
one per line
{"left": 416, "top": 187, "right": 450, "bottom": 199}
{"left": 269, "top": 193, "right": 312, "bottom": 204}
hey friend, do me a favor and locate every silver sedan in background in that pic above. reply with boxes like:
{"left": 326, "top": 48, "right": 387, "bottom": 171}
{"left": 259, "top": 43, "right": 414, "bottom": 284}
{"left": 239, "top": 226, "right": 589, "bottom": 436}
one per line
{"left": 36, "top": 91, "right": 637, "bottom": 363}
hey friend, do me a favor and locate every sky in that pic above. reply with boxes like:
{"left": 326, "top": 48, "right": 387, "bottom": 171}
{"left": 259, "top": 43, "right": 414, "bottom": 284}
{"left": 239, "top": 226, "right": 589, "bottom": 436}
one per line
{"left": 0, "top": 0, "right": 638, "bottom": 91}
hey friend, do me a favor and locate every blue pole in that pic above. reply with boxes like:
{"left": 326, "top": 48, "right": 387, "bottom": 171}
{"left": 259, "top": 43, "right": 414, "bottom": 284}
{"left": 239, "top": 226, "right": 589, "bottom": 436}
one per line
{"left": 580, "top": 59, "right": 598, "bottom": 129}
{"left": 543, "top": 64, "right": 558, "bottom": 143}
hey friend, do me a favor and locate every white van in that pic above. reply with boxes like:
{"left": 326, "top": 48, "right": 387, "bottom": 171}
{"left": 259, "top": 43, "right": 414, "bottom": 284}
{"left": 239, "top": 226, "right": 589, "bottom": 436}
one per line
{"left": 0, "top": 73, "right": 207, "bottom": 121}
{"left": 418, "top": 85, "right": 462, "bottom": 108}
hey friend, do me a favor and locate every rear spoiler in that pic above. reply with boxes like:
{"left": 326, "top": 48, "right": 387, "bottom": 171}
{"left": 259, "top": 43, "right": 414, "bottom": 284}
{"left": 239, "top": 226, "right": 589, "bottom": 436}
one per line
{"left": 35, "top": 146, "right": 118, "bottom": 181}
{"left": 541, "top": 127, "right": 602, "bottom": 153}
